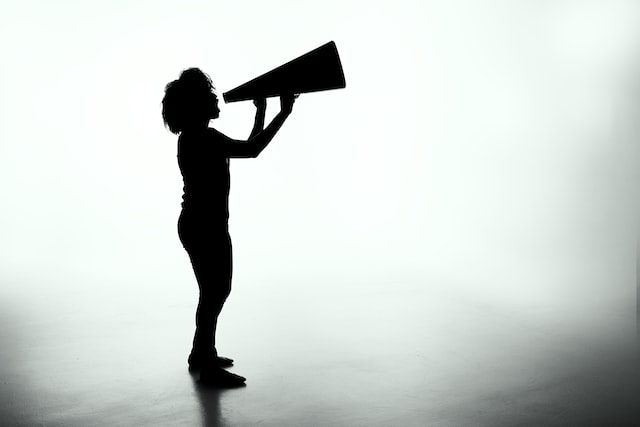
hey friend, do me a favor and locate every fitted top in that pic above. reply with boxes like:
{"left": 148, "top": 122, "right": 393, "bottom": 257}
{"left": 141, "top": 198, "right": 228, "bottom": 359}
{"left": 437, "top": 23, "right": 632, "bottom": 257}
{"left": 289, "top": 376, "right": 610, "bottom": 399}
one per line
{"left": 177, "top": 128, "right": 232, "bottom": 222}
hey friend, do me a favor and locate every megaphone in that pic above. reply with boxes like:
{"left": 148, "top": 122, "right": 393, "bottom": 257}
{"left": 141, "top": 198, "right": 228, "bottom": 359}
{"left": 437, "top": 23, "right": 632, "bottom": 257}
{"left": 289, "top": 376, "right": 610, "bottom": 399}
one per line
{"left": 223, "top": 41, "right": 346, "bottom": 103}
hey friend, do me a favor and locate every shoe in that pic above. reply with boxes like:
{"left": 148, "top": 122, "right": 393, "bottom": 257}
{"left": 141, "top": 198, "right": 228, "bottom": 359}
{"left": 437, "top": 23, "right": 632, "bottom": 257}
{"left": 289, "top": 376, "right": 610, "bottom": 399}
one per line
{"left": 199, "top": 367, "right": 246, "bottom": 388}
{"left": 188, "top": 351, "right": 234, "bottom": 370}
{"left": 215, "top": 356, "right": 234, "bottom": 367}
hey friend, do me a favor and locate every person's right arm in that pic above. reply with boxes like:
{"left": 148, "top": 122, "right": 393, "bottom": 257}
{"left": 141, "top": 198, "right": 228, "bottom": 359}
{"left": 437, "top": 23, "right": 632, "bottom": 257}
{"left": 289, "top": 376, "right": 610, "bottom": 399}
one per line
{"left": 211, "top": 94, "right": 295, "bottom": 158}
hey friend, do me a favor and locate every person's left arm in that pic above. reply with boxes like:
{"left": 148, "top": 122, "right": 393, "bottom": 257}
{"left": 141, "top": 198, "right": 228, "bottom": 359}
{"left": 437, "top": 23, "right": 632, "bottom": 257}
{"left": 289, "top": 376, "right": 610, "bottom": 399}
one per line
{"left": 207, "top": 94, "right": 295, "bottom": 158}
{"left": 249, "top": 98, "right": 266, "bottom": 139}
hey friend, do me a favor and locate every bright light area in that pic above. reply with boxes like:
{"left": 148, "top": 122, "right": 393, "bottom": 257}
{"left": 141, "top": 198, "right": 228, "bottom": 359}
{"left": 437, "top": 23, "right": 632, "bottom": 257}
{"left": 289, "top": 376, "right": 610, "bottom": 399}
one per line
{"left": 1, "top": 0, "right": 639, "bottom": 335}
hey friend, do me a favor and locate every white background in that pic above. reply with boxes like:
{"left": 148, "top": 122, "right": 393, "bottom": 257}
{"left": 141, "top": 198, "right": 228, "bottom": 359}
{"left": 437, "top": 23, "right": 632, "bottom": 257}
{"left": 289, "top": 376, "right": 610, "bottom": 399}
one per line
{"left": 1, "top": 0, "right": 639, "bottom": 334}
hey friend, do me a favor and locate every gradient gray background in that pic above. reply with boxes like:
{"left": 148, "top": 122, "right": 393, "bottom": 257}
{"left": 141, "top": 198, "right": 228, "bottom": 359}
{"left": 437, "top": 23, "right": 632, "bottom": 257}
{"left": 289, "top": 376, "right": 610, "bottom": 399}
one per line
{"left": 1, "top": 0, "right": 639, "bottom": 426}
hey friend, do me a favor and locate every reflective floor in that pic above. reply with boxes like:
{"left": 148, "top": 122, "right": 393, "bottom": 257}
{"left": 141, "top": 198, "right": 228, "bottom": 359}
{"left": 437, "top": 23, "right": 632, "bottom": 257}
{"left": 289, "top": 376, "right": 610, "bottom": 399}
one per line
{"left": 1, "top": 277, "right": 639, "bottom": 427}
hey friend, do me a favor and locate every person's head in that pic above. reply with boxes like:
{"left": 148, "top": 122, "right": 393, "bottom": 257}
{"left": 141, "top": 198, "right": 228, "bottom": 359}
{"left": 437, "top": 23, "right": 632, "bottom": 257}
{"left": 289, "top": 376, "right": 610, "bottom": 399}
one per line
{"left": 162, "top": 68, "right": 220, "bottom": 134}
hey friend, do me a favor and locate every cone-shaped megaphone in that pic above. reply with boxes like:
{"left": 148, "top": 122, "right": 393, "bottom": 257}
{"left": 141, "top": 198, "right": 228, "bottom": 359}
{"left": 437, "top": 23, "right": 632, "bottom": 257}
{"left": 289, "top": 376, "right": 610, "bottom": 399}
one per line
{"left": 223, "top": 41, "right": 346, "bottom": 103}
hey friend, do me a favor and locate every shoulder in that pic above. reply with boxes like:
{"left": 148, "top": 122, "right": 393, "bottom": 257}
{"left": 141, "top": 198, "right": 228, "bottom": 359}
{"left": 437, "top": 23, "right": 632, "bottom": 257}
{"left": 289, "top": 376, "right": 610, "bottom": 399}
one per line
{"left": 180, "top": 128, "right": 232, "bottom": 143}
{"left": 178, "top": 129, "right": 213, "bottom": 150}
{"left": 179, "top": 128, "right": 236, "bottom": 158}
{"left": 178, "top": 130, "right": 205, "bottom": 158}
{"left": 179, "top": 128, "right": 206, "bottom": 143}
{"left": 207, "top": 127, "right": 234, "bottom": 143}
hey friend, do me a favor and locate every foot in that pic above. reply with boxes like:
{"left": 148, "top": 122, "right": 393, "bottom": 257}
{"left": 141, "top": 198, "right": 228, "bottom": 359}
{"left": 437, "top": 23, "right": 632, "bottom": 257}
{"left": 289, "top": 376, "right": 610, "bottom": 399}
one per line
{"left": 188, "top": 351, "right": 234, "bottom": 370}
{"left": 199, "top": 367, "right": 246, "bottom": 388}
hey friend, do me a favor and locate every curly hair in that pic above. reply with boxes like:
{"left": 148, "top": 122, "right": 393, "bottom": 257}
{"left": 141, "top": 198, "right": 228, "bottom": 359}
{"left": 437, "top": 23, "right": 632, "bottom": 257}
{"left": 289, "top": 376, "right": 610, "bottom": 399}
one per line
{"left": 162, "top": 68, "right": 217, "bottom": 134}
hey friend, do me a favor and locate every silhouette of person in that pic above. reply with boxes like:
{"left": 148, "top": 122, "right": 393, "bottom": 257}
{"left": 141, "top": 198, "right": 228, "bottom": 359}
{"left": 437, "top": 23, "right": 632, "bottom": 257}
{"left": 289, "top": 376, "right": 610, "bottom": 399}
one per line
{"left": 162, "top": 68, "right": 295, "bottom": 387}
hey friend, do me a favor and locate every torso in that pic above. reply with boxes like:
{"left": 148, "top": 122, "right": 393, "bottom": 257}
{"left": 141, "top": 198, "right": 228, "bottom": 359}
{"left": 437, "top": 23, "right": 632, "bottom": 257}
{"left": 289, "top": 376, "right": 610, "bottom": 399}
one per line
{"left": 178, "top": 129, "right": 230, "bottom": 223}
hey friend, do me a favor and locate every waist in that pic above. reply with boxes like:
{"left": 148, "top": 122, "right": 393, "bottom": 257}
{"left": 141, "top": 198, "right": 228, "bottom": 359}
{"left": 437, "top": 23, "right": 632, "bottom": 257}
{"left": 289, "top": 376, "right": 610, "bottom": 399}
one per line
{"left": 182, "top": 195, "right": 228, "bottom": 210}
{"left": 181, "top": 205, "right": 228, "bottom": 219}
{"left": 179, "top": 208, "right": 229, "bottom": 233}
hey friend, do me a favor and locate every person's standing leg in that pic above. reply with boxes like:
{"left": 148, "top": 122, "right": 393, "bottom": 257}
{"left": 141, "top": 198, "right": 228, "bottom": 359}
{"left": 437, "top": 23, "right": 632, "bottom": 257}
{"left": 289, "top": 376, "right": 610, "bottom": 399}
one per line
{"left": 189, "top": 230, "right": 244, "bottom": 386}
{"left": 210, "top": 231, "right": 232, "bottom": 354}
{"left": 190, "top": 249, "right": 217, "bottom": 357}
{"left": 186, "top": 230, "right": 233, "bottom": 365}
{"left": 179, "top": 212, "right": 215, "bottom": 364}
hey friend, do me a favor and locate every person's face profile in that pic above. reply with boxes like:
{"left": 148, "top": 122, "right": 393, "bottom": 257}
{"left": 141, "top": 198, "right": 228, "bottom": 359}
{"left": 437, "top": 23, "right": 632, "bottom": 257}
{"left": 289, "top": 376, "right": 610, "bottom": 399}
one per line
{"left": 209, "top": 92, "right": 220, "bottom": 120}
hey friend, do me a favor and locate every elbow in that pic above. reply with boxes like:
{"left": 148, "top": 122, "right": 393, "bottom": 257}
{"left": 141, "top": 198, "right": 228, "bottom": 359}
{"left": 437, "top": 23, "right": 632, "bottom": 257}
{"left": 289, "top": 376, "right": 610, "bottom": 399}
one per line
{"left": 248, "top": 142, "right": 264, "bottom": 158}
{"left": 240, "top": 141, "right": 259, "bottom": 158}
{"left": 243, "top": 146, "right": 260, "bottom": 158}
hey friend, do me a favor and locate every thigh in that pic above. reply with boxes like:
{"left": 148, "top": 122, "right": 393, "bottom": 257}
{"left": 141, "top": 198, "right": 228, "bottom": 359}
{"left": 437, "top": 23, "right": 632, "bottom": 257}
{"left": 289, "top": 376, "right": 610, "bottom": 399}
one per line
{"left": 186, "top": 234, "right": 231, "bottom": 270}
{"left": 181, "top": 230, "right": 232, "bottom": 290}
{"left": 178, "top": 210, "right": 229, "bottom": 249}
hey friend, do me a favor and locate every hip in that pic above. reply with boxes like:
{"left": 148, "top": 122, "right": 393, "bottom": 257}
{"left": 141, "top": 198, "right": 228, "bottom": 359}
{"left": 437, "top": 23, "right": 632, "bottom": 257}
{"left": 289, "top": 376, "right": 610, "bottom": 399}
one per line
{"left": 178, "top": 209, "right": 229, "bottom": 243}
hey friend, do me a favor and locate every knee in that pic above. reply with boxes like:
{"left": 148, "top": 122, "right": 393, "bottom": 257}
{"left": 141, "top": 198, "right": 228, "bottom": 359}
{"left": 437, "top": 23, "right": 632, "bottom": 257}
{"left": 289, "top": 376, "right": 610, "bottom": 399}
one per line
{"left": 219, "top": 281, "right": 232, "bottom": 302}
{"left": 200, "top": 282, "right": 231, "bottom": 306}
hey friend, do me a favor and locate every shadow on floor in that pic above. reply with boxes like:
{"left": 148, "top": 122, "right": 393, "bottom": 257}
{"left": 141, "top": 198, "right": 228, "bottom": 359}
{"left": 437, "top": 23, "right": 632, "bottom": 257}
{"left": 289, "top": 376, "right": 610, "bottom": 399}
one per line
{"left": 190, "top": 370, "right": 249, "bottom": 427}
